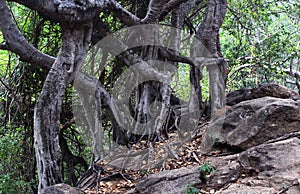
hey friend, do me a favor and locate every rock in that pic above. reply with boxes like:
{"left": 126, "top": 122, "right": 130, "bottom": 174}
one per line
{"left": 226, "top": 88, "right": 252, "bottom": 106}
{"left": 135, "top": 87, "right": 300, "bottom": 193}
{"left": 135, "top": 136, "right": 300, "bottom": 194}
{"left": 136, "top": 136, "right": 300, "bottom": 194}
{"left": 239, "top": 137, "right": 300, "bottom": 185}
{"left": 226, "top": 83, "right": 299, "bottom": 106}
{"left": 41, "top": 183, "right": 85, "bottom": 194}
{"left": 212, "top": 97, "right": 300, "bottom": 149}
{"left": 208, "top": 155, "right": 242, "bottom": 188}
{"left": 211, "top": 137, "right": 300, "bottom": 193}
{"left": 136, "top": 166, "right": 201, "bottom": 194}
{"left": 215, "top": 184, "right": 277, "bottom": 194}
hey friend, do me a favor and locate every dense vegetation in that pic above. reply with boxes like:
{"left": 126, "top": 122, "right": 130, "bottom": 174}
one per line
{"left": 0, "top": 0, "right": 299, "bottom": 193}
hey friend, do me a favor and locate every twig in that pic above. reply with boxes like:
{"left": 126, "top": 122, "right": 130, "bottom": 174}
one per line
{"left": 192, "top": 151, "right": 201, "bottom": 164}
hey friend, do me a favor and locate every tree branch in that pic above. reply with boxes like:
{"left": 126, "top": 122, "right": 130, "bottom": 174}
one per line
{"left": 160, "top": 0, "right": 192, "bottom": 20}
{"left": 142, "top": 0, "right": 169, "bottom": 23}
{"left": 284, "top": 69, "right": 300, "bottom": 79}
{"left": 8, "top": 0, "right": 107, "bottom": 23}
{"left": 227, "top": 7, "right": 252, "bottom": 31}
{"left": 158, "top": 47, "right": 195, "bottom": 66}
{"left": 92, "top": 16, "right": 176, "bottom": 80}
{"left": 107, "top": 0, "right": 141, "bottom": 26}
{"left": 0, "top": 0, "right": 54, "bottom": 69}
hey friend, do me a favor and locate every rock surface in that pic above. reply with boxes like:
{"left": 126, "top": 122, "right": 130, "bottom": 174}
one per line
{"left": 226, "top": 83, "right": 299, "bottom": 106}
{"left": 136, "top": 135, "right": 300, "bottom": 194}
{"left": 136, "top": 166, "right": 201, "bottom": 194}
{"left": 212, "top": 97, "right": 300, "bottom": 149}
{"left": 136, "top": 92, "right": 300, "bottom": 194}
{"left": 211, "top": 136, "right": 300, "bottom": 193}
{"left": 41, "top": 183, "right": 85, "bottom": 194}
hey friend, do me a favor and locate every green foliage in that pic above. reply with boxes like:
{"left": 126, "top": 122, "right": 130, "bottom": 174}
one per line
{"left": 0, "top": 127, "right": 36, "bottom": 194}
{"left": 221, "top": 0, "right": 300, "bottom": 91}
{"left": 0, "top": 173, "right": 29, "bottom": 194}
{"left": 199, "top": 161, "right": 216, "bottom": 183}
{"left": 199, "top": 161, "right": 216, "bottom": 174}
{"left": 185, "top": 184, "right": 199, "bottom": 194}
{"left": 0, "top": 3, "right": 60, "bottom": 192}
{"left": 172, "top": 63, "right": 191, "bottom": 101}
{"left": 172, "top": 0, "right": 300, "bottom": 100}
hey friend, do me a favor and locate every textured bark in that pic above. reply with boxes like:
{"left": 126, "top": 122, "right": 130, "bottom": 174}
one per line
{"left": 59, "top": 134, "right": 88, "bottom": 185}
{"left": 0, "top": 0, "right": 54, "bottom": 69}
{"left": 9, "top": 0, "right": 105, "bottom": 23}
{"left": 33, "top": 57, "right": 67, "bottom": 190}
{"left": 129, "top": 28, "right": 171, "bottom": 142}
{"left": 194, "top": 0, "right": 228, "bottom": 113}
{"left": 74, "top": 72, "right": 129, "bottom": 146}
{"left": 142, "top": 0, "right": 169, "bottom": 23}
{"left": 160, "top": 0, "right": 192, "bottom": 20}
{"left": 0, "top": 0, "right": 97, "bottom": 191}
{"left": 191, "top": 0, "right": 228, "bottom": 152}
{"left": 107, "top": 0, "right": 141, "bottom": 26}
{"left": 170, "top": 0, "right": 205, "bottom": 112}
{"left": 34, "top": 24, "right": 92, "bottom": 191}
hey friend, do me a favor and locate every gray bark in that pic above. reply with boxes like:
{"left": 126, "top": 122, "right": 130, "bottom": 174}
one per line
{"left": 193, "top": 0, "right": 228, "bottom": 152}
{"left": 193, "top": 0, "right": 228, "bottom": 113}
{"left": 34, "top": 24, "right": 92, "bottom": 191}
{"left": 142, "top": 0, "right": 168, "bottom": 23}
{"left": 9, "top": 0, "right": 105, "bottom": 23}
{"left": 0, "top": 0, "right": 54, "bottom": 69}
{"left": 0, "top": 0, "right": 95, "bottom": 191}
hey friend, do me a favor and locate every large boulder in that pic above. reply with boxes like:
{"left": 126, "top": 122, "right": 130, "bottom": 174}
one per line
{"left": 211, "top": 136, "right": 300, "bottom": 193}
{"left": 136, "top": 135, "right": 300, "bottom": 194}
{"left": 226, "top": 83, "right": 299, "bottom": 106}
{"left": 211, "top": 97, "right": 300, "bottom": 149}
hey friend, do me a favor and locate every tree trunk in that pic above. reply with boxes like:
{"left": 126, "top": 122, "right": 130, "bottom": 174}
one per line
{"left": 34, "top": 24, "right": 92, "bottom": 192}
{"left": 195, "top": 0, "right": 228, "bottom": 152}
{"left": 195, "top": 0, "right": 228, "bottom": 112}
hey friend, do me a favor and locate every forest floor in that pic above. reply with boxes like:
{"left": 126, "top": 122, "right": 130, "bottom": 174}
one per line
{"left": 84, "top": 122, "right": 232, "bottom": 194}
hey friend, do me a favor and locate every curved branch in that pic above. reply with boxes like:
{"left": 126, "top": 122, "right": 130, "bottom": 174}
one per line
{"left": 142, "top": 0, "right": 169, "bottom": 23}
{"left": 0, "top": 0, "right": 170, "bottom": 106}
{"left": 8, "top": 0, "right": 107, "bottom": 23}
{"left": 107, "top": 0, "right": 141, "bottom": 26}
{"left": 0, "top": 0, "right": 54, "bottom": 69}
{"left": 160, "top": 0, "right": 191, "bottom": 20}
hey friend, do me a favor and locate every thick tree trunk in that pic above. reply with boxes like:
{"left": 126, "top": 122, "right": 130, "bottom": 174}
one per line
{"left": 196, "top": 0, "right": 227, "bottom": 113}
{"left": 195, "top": 0, "right": 228, "bottom": 152}
{"left": 34, "top": 24, "right": 92, "bottom": 192}
{"left": 34, "top": 59, "right": 66, "bottom": 190}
